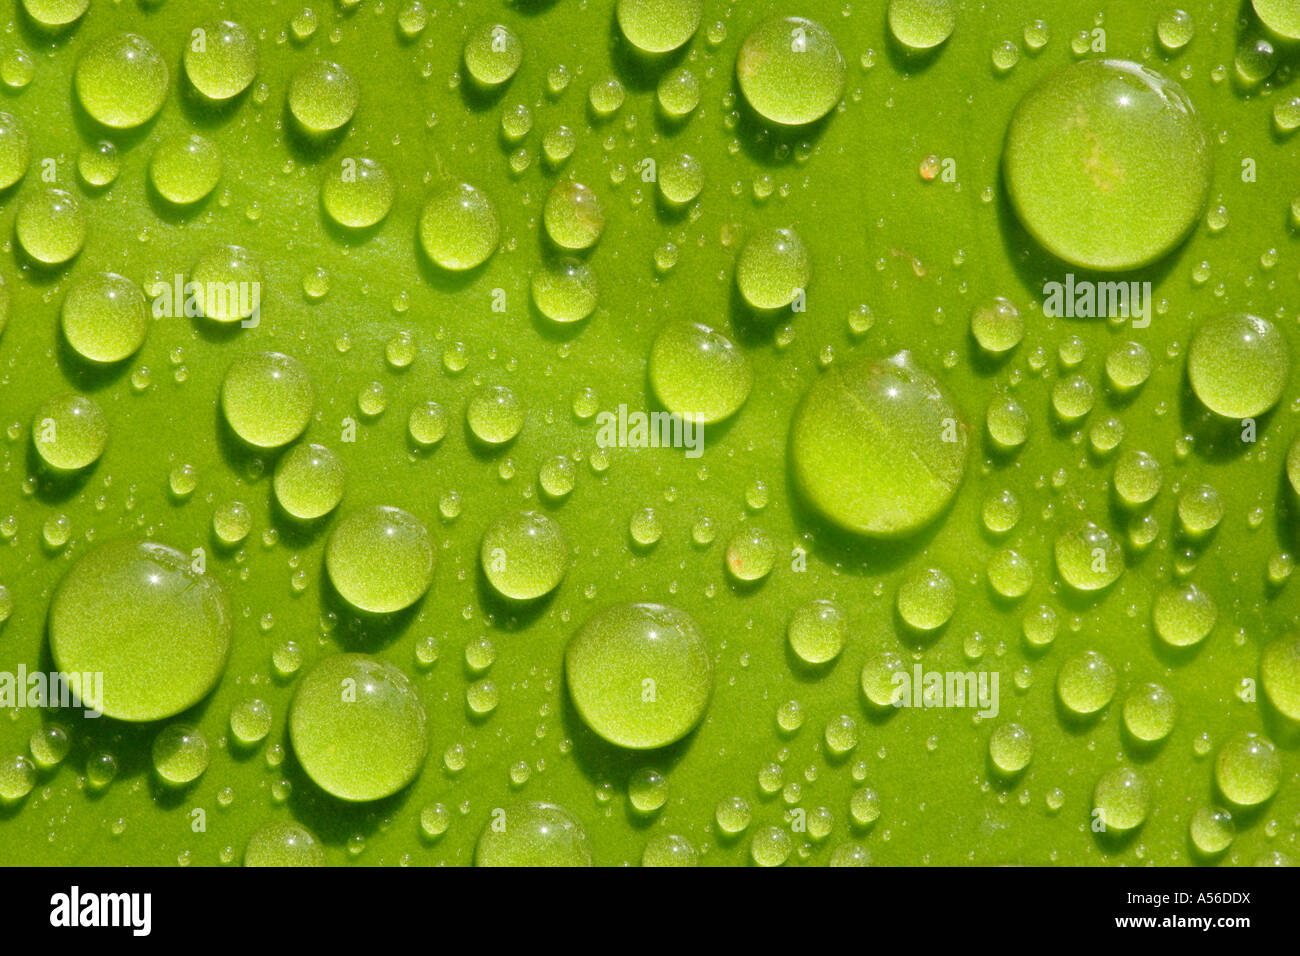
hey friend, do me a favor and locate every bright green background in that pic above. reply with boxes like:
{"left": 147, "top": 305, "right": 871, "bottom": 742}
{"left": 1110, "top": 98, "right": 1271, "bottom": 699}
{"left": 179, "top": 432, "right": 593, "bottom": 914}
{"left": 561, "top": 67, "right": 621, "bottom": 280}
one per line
{"left": 0, "top": 0, "right": 1297, "bottom": 865}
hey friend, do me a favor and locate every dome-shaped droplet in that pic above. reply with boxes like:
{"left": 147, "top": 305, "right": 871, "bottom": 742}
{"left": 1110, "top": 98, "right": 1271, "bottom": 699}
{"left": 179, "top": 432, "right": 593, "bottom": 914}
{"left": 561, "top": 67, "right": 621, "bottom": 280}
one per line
{"left": 1054, "top": 521, "right": 1123, "bottom": 591}
{"left": 860, "top": 650, "right": 907, "bottom": 710}
{"left": 1254, "top": 0, "right": 1300, "bottom": 41}
{"left": 896, "top": 566, "right": 956, "bottom": 631}
{"left": 1187, "top": 313, "right": 1288, "bottom": 418}
{"left": 75, "top": 33, "right": 169, "bottom": 129}
{"left": 725, "top": 526, "right": 776, "bottom": 582}
{"left": 463, "top": 24, "right": 522, "bottom": 88}
{"left": 531, "top": 258, "right": 597, "bottom": 324}
{"left": 1122, "top": 682, "right": 1175, "bottom": 743}
{"left": 481, "top": 510, "right": 568, "bottom": 601}
{"left": 419, "top": 182, "right": 500, "bottom": 270}
{"left": 970, "top": 296, "right": 1023, "bottom": 355}
{"left": 658, "top": 152, "right": 705, "bottom": 206}
{"left": 77, "top": 140, "right": 120, "bottom": 188}
{"left": 544, "top": 180, "right": 605, "bottom": 251}
{"left": 627, "top": 767, "right": 669, "bottom": 814}
{"left": 566, "top": 603, "right": 712, "bottom": 749}
{"left": 736, "top": 227, "right": 810, "bottom": 311}
{"left": 988, "top": 722, "right": 1032, "bottom": 775}
{"left": 325, "top": 506, "right": 435, "bottom": 614}
{"left": 408, "top": 401, "right": 448, "bottom": 447}
{"left": 1189, "top": 807, "right": 1233, "bottom": 856}
{"left": 243, "top": 821, "right": 325, "bottom": 867}
{"left": 649, "top": 320, "right": 751, "bottom": 424}
{"left": 16, "top": 188, "right": 86, "bottom": 265}
{"left": 1112, "top": 449, "right": 1162, "bottom": 508}
{"left": 790, "top": 351, "right": 968, "bottom": 537}
{"left": 617, "top": 0, "right": 701, "bottom": 54}
{"left": 737, "top": 17, "right": 845, "bottom": 126}
{"left": 322, "top": 157, "right": 395, "bottom": 229}
{"left": 1260, "top": 634, "right": 1300, "bottom": 721}
{"left": 61, "top": 272, "right": 149, "bottom": 364}
{"left": 642, "top": 832, "right": 697, "bottom": 866}
{"left": 49, "top": 539, "right": 231, "bottom": 721}
{"left": 273, "top": 443, "right": 345, "bottom": 521}
{"left": 1152, "top": 582, "right": 1215, "bottom": 648}
{"left": 220, "top": 351, "right": 314, "bottom": 449}
{"left": 184, "top": 20, "right": 257, "bottom": 101}
{"left": 1214, "top": 732, "right": 1279, "bottom": 807}
{"left": 0, "top": 755, "right": 36, "bottom": 803}
{"left": 1093, "top": 767, "right": 1148, "bottom": 832}
{"left": 467, "top": 385, "right": 525, "bottom": 446}
{"left": 189, "top": 244, "right": 262, "bottom": 323}
{"left": 288, "top": 60, "right": 358, "bottom": 133}
{"left": 475, "top": 802, "right": 591, "bottom": 866}
{"left": 657, "top": 66, "right": 700, "bottom": 118}
{"left": 229, "top": 697, "right": 272, "bottom": 746}
{"left": 1056, "top": 649, "right": 1117, "bottom": 717}
{"left": 888, "top": 0, "right": 956, "bottom": 51}
{"left": 32, "top": 392, "right": 107, "bottom": 472}
{"left": 787, "top": 599, "right": 847, "bottom": 665}
{"left": 149, "top": 133, "right": 222, "bottom": 205}
{"left": 1003, "top": 60, "right": 1210, "bottom": 270}
{"left": 290, "top": 654, "right": 427, "bottom": 801}
{"left": 151, "top": 723, "right": 209, "bottom": 786}
{"left": 0, "top": 111, "right": 30, "bottom": 189}
{"left": 21, "top": 0, "right": 89, "bottom": 29}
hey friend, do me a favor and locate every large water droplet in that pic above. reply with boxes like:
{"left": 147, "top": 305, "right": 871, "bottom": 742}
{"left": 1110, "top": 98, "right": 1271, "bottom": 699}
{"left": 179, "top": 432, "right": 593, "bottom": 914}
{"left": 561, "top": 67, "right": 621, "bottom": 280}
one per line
{"left": 790, "top": 351, "right": 968, "bottom": 537}
{"left": 1004, "top": 60, "right": 1210, "bottom": 269}
{"left": 737, "top": 17, "right": 845, "bottom": 126}
{"left": 49, "top": 539, "right": 231, "bottom": 721}
{"left": 566, "top": 603, "right": 712, "bottom": 749}
{"left": 325, "top": 506, "right": 435, "bottom": 614}
{"left": 289, "top": 654, "right": 427, "bottom": 802}
{"left": 220, "top": 351, "right": 314, "bottom": 449}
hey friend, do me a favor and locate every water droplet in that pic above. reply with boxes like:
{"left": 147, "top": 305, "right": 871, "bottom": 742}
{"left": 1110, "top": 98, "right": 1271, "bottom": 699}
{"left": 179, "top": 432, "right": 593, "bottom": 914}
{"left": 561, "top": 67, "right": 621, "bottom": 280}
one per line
{"left": 184, "top": 19, "right": 257, "bottom": 101}
{"left": 243, "top": 822, "right": 325, "bottom": 867}
{"left": 1093, "top": 767, "right": 1148, "bottom": 832}
{"left": 481, "top": 510, "right": 568, "bottom": 601}
{"left": 75, "top": 33, "right": 168, "bottom": 129}
{"left": 1214, "top": 732, "right": 1279, "bottom": 807}
{"left": 288, "top": 60, "right": 358, "bottom": 133}
{"left": 787, "top": 599, "right": 847, "bottom": 664}
{"left": 467, "top": 385, "right": 525, "bottom": 446}
{"left": 1121, "top": 682, "right": 1175, "bottom": 743}
{"left": 1187, "top": 313, "right": 1289, "bottom": 418}
{"left": 737, "top": 17, "right": 845, "bottom": 126}
{"left": 532, "top": 258, "right": 597, "bottom": 323}
{"left": 1056, "top": 650, "right": 1117, "bottom": 716}
{"left": 566, "top": 603, "right": 712, "bottom": 749}
{"left": 649, "top": 321, "right": 751, "bottom": 424}
{"left": 464, "top": 24, "right": 522, "bottom": 88}
{"left": 420, "top": 182, "right": 500, "bottom": 270}
{"left": 473, "top": 799, "right": 597, "bottom": 869}
{"left": 274, "top": 443, "right": 345, "bottom": 521}
{"left": 150, "top": 133, "right": 222, "bottom": 205}
{"left": 790, "top": 351, "right": 968, "bottom": 537}
{"left": 1054, "top": 521, "right": 1123, "bottom": 591}
{"left": 326, "top": 506, "right": 435, "bottom": 614}
{"left": 32, "top": 392, "right": 107, "bottom": 472}
{"left": 290, "top": 654, "right": 427, "bottom": 801}
{"left": 736, "top": 227, "right": 810, "bottom": 311}
{"left": 221, "top": 351, "right": 314, "bottom": 449}
{"left": 49, "top": 539, "right": 230, "bottom": 721}
{"left": 323, "top": 157, "right": 394, "bottom": 229}
{"left": 16, "top": 188, "right": 86, "bottom": 265}
{"left": 152, "top": 724, "right": 209, "bottom": 786}
{"left": 1004, "top": 60, "right": 1210, "bottom": 269}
